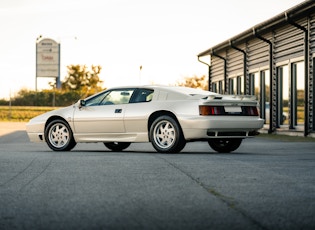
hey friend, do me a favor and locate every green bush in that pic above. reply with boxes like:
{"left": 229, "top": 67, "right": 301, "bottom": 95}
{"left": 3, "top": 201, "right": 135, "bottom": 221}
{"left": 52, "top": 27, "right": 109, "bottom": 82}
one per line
{"left": 10, "top": 89, "right": 84, "bottom": 106}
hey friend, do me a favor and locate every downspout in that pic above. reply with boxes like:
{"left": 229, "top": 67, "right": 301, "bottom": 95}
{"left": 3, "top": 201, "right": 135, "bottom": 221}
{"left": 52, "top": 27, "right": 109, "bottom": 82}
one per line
{"left": 211, "top": 49, "right": 227, "bottom": 94}
{"left": 253, "top": 28, "right": 274, "bottom": 134}
{"left": 229, "top": 40, "right": 247, "bottom": 94}
{"left": 230, "top": 40, "right": 266, "bottom": 119}
{"left": 285, "top": 12, "right": 309, "bottom": 137}
{"left": 197, "top": 56, "right": 211, "bottom": 91}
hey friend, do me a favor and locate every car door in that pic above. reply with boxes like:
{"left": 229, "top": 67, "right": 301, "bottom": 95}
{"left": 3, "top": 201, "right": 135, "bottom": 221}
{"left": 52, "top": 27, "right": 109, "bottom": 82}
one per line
{"left": 73, "top": 89, "right": 135, "bottom": 134}
{"left": 123, "top": 88, "right": 154, "bottom": 133}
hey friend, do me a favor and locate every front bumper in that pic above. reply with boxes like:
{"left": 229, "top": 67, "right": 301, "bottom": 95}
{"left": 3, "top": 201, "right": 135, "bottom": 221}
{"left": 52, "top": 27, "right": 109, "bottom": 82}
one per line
{"left": 26, "top": 120, "right": 46, "bottom": 143}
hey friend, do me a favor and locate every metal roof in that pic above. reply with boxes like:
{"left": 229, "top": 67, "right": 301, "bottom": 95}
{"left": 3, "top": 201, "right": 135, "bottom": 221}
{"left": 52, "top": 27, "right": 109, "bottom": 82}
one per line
{"left": 198, "top": 0, "right": 315, "bottom": 57}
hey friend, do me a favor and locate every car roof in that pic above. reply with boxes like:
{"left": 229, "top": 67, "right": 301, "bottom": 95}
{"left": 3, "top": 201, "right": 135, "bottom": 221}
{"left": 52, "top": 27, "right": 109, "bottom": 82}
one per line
{"left": 82, "top": 85, "right": 218, "bottom": 102}
{"left": 110, "top": 85, "right": 217, "bottom": 96}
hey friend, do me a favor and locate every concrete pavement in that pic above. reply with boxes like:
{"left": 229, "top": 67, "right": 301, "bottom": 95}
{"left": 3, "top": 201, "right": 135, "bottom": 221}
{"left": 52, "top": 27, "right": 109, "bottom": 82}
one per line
{"left": 0, "top": 122, "right": 27, "bottom": 136}
{"left": 0, "top": 127, "right": 315, "bottom": 229}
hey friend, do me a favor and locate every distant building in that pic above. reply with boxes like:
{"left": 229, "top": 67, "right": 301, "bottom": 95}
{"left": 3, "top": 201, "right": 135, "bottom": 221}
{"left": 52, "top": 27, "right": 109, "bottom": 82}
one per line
{"left": 198, "top": 0, "right": 315, "bottom": 137}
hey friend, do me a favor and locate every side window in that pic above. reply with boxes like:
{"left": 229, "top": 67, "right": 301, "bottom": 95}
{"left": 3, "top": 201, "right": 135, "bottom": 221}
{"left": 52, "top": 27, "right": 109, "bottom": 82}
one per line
{"left": 84, "top": 89, "right": 135, "bottom": 106}
{"left": 132, "top": 89, "right": 154, "bottom": 103}
{"left": 99, "top": 89, "right": 134, "bottom": 105}
{"left": 85, "top": 91, "right": 109, "bottom": 106}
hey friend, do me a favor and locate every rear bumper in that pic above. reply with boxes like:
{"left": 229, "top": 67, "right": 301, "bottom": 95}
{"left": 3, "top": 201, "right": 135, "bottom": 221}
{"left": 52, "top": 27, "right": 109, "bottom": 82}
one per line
{"left": 179, "top": 116, "right": 264, "bottom": 140}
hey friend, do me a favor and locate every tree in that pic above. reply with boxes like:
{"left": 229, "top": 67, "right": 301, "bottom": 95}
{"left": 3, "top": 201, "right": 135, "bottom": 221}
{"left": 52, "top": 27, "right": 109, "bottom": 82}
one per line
{"left": 176, "top": 75, "right": 208, "bottom": 90}
{"left": 61, "top": 64, "right": 103, "bottom": 97}
{"left": 10, "top": 88, "right": 83, "bottom": 106}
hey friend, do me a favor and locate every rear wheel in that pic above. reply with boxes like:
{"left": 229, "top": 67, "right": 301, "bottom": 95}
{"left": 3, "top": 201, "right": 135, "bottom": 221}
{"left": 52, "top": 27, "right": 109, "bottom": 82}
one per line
{"left": 150, "top": 115, "right": 186, "bottom": 153}
{"left": 208, "top": 139, "right": 242, "bottom": 153}
{"left": 104, "top": 142, "right": 131, "bottom": 151}
{"left": 44, "top": 119, "right": 76, "bottom": 151}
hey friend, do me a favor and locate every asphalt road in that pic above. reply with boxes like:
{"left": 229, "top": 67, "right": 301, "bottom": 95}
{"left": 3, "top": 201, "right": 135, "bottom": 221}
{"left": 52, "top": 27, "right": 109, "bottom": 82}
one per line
{"left": 0, "top": 124, "right": 315, "bottom": 230}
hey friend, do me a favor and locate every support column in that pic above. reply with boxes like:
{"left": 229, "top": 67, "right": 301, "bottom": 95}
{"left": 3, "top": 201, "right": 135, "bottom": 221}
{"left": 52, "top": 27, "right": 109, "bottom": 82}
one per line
{"left": 253, "top": 29, "right": 276, "bottom": 134}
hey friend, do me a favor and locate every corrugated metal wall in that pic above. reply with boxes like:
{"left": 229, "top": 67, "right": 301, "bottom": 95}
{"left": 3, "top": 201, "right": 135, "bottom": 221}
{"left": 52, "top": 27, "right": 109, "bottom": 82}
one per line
{"left": 211, "top": 19, "right": 308, "bottom": 83}
{"left": 227, "top": 46, "right": 244, "bottom": 76}
{"left": 210, "top": 55, "right": 225, "bottom": 82}
{"left": 209, "top": 12, "right": 315, "bottom": 134}
{"left": 247, "top": 34, "right": 270, "bottom": 71}
{"left": 274, "top": 20, "right": 305, "bottom": 62}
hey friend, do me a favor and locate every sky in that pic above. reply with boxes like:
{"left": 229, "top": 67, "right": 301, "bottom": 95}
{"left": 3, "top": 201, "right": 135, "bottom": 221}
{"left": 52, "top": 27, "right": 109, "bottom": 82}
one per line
{"left": 0, "top": 0, "right": 305, "bottom": 99}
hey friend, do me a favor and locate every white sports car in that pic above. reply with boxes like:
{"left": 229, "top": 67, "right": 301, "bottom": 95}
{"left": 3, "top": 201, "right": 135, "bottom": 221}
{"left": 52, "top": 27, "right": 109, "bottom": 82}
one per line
{"left": 26, "top": 85, "right": 264, "bottom": 153}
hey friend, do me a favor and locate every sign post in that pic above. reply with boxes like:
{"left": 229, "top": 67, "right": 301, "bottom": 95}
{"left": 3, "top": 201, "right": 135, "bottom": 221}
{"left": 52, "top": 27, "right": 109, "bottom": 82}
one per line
{"left": 36, "top": 38, "right": 60, "bottom": 90}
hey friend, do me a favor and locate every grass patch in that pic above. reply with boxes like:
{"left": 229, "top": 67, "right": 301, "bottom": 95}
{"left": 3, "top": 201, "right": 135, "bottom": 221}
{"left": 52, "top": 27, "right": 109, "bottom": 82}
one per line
{"left": 0, "top": 106, "right": 59, "bottom": 122}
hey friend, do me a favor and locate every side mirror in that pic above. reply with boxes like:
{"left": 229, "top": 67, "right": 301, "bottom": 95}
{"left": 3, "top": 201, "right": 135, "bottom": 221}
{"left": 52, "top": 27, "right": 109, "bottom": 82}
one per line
{"left": 79, "top": 99, "right": 86, "bottom": 108}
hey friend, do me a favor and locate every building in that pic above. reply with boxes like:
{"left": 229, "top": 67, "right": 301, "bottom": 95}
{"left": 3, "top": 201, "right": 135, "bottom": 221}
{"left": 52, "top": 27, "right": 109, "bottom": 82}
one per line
{"left": 198, "top": 0, "right": 315, "bottom": 137}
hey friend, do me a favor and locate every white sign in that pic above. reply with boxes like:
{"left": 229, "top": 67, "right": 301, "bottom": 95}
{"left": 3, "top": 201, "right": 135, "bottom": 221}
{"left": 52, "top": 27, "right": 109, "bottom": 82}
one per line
{"left": 36, "top": 38, "right": 60, "bottom": 78}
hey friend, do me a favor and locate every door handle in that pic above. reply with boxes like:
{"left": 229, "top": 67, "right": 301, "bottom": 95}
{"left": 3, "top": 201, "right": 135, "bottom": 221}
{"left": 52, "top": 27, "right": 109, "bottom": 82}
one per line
{"left": 115, "top": 109, "right": 122, "bottom": 113}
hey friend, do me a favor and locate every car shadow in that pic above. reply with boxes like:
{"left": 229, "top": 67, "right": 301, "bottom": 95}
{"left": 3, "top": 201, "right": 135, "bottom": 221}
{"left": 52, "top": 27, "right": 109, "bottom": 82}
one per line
{"left": 70, "top": 147, "right": 259, "bottom": 156}
{"left": 0, "top": 130, "right": 29, "bottom": 144}
{"left": 0, "top": 131, "right": 271, "bottom": 156}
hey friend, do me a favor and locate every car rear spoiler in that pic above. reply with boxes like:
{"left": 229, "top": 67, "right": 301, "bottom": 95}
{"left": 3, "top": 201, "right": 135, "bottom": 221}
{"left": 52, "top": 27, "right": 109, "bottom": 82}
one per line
{"left": 206, "top": 95, "right": 257, "bottom": 101}
{"left": 189, "top": 94, "right": 257, "bottom": 102}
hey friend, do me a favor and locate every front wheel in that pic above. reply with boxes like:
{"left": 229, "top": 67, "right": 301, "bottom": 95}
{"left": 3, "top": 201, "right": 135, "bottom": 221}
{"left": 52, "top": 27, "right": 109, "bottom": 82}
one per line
{"left": 208, "top": 139, "right": 242, "bottom": 153}
{"left": 104, "top": 142, "right": 131, "bottom": 151}
{"left": 150, "top": 115, "right": 186, "bottom": 153}
{"left": 44, "top": 119, "right": 76, "bottom": 151}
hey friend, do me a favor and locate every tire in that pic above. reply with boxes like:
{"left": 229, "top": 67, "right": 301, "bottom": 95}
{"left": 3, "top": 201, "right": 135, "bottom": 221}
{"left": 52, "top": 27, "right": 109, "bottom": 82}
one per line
{"left": 104, "top": 142, "right": 131, "bottom": 151}
{"left": 208, "top": 138, "right": 242, "bottom": 153}
{"left": 44, "top": 119, "right": 76, "bottom": 151}
{"left": 150, "top": 115, "right": 186, "bottom": 153}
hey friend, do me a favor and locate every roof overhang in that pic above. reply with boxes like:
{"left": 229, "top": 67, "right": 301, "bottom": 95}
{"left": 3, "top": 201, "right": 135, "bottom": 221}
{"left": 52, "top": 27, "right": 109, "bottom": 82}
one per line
{"left": 198, "top": 0, "right": 315, "bottom": 57}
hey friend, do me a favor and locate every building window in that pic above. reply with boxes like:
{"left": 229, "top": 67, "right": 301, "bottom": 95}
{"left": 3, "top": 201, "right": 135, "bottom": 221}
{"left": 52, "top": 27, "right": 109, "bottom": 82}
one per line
{"left": 218, "top": 81, "right": 223, "bottom": 94}
{"left": 292, "top": 62, "right": 305, "bottom": 129}
{"left": 237, "top": 76, "right": 244, "bottom": 95}
{"left": 211, "top": 82, "right": 217, "bottom": 93}
{"left": 228, "top": 78, "right": 234, "bottom": 94}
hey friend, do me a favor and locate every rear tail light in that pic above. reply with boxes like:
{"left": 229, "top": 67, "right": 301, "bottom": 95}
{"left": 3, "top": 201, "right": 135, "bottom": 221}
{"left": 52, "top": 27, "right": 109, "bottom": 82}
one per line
{"left": 199, "top": 105, "right": 259, "bottom": 116}
{"left": 243, "top": 106, "right": 259, "bottom": 116}
{"left": 199, "top": 106, "right": 224, "bottom": 115}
